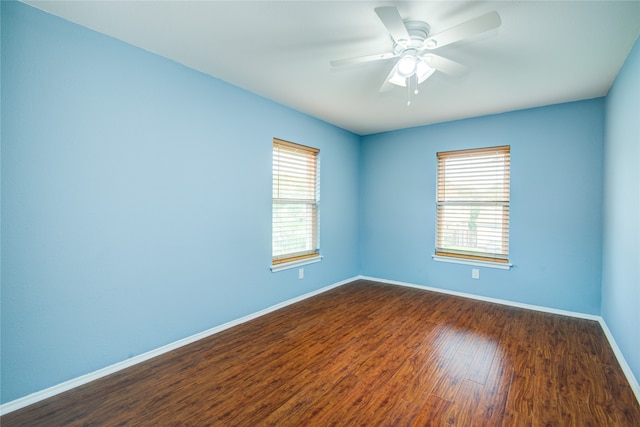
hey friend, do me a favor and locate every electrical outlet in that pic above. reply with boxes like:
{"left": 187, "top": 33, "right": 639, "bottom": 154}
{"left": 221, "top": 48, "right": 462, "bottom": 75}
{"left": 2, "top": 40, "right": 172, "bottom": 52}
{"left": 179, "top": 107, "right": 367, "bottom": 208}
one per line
{"left": 298, "top": 268, "right": 304, "bottom": 279}
{"left": 472, "top": 268, "right": 480, "bottom": 279}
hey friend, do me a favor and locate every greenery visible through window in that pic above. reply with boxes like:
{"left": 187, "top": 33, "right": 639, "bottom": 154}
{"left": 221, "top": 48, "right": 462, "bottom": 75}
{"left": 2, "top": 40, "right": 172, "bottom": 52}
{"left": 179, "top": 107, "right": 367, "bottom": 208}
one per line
{"left": 272, "top": 138, "right": 320, "bottom": 265}
{"left": 436, "top": 146, "right": 510, "bottom": 263}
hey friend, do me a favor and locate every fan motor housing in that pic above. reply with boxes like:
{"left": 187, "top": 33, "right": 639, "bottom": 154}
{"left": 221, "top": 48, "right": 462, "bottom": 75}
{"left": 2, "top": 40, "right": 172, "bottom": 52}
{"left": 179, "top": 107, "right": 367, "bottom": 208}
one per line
{"left": 393, "top": 20, "right": 430, "bottom": 54}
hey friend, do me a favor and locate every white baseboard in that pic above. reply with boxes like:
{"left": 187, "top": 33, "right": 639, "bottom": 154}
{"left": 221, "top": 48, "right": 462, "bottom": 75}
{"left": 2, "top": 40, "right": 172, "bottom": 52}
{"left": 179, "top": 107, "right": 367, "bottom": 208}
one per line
{"left": 0, "top": 276, "right": 357, "bottom": 416}
{"left": 360, "top": 275, "right": 640, "bottom": 405}
{"left": 358, "top": 275, "right": 601, "bottom": 320}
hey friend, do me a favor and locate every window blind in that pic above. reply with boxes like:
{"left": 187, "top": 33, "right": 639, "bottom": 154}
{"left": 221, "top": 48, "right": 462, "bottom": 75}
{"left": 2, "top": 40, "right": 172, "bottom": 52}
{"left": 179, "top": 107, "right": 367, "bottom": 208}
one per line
{"left": 272, "top": 138, "right": 320, "bottom": 265}
{"left": 436, "top": 145, "right": 510, "bottom": 263}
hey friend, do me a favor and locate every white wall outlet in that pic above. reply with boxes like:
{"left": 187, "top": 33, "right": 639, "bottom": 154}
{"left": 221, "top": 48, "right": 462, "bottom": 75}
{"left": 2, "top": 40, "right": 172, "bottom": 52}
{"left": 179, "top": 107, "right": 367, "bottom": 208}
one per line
{"left": 472, "top": 268, "right": 480, "bottom": 279}
{"left": 298, "top": 268, "right": 304, "bottom": 279}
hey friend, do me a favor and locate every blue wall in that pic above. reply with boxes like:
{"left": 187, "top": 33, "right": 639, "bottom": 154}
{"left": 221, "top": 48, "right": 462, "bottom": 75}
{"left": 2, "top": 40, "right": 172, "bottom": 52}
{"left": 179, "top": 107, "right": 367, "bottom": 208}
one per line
{"left": 602, "top": 37, "right": 640, "bottom": 384}
{"left": 359, "top": 99, "right": 604, "bottom": 314}
{"left": 1, "top": 2, "right": 359, "bottom": 403}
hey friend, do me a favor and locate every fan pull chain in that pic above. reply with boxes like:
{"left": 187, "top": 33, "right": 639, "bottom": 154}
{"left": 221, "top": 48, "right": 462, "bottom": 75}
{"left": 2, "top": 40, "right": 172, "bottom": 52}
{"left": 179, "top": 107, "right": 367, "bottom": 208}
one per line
{"left": 407, "top": 74, "right": 419, "bottom": 106}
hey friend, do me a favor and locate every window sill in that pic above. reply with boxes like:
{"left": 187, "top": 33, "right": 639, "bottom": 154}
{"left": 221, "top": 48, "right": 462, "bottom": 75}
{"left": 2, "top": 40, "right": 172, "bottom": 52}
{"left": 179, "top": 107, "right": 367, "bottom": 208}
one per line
{"left": 432, "top": 255, "right": 512, "bottom": 270}
{"left": 271, "top": 256, "right": 323, "bottom": 272}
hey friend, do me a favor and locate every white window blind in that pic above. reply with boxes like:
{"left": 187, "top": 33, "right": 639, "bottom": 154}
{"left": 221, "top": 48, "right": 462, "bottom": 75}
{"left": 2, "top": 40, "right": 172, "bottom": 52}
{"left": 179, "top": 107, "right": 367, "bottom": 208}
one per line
{"left": 272, "top": 138, "right": 320, "bottom": 265}
{"left": 436, "top": 145, "right": 510, "bottom": 263}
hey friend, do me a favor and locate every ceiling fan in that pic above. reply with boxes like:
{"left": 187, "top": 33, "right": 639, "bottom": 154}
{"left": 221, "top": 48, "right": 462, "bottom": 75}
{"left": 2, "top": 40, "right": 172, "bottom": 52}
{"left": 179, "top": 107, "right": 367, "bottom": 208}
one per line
{"left": 330, "top": 6, "right": 501, "bottom": 104}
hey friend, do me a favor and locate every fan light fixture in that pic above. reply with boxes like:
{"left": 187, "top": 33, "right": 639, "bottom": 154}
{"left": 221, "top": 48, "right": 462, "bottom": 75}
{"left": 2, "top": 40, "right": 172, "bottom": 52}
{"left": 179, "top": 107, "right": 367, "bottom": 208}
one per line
{"left": 396, "top": 53, "right": 418, "bottom": 77}
{"left": 416, "top": 60, "right": 436, "bottom": 83}
{"left": 390, "top": 58, "right": 435, "bottom": 87}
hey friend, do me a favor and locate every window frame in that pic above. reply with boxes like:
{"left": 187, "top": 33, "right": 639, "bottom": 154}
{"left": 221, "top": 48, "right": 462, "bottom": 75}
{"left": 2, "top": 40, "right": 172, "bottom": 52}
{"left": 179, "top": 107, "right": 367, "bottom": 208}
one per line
{"left": 271, "top": 138, "right": 321, "bottom": 271}
{"left": 434, "top": 145, "right": 511, "bottom": 267}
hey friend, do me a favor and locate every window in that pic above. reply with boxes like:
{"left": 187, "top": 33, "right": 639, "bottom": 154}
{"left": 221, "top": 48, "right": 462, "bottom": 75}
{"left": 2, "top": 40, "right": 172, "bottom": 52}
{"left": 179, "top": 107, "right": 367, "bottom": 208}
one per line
{"left": 435, "top": 145, "right": 510, "bottom": 264}
{"left": 272, "top": 138, "right": 320, "bottom": 266}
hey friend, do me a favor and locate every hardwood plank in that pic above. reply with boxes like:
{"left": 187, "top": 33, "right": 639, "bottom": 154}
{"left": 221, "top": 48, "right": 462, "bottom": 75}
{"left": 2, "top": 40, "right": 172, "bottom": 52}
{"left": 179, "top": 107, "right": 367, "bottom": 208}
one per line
{"left": 3, "top": 280, "right": 639, "bottom": 426}
{"left": 473, "top": 346, "right": 513, "bottom": 426}
{"left": 430, "top": 351, "right": 474, "bottom": 402}
{"left": 322, "top": 366, "right": 423, "bottom": 426}
{"left": 605, "top": 360, "right": 640, "bottom": 426}
{"left": 410, "top": 394, "right": 452, "bottom": 426}
{"left": 465, "top": 333, "right": 499, "bottom": 385}
{"left": 502, "top": 311, "right": 537, "bottom": 419}
{"left": 389, "top": 324, "right": 465, "bottom": 405}
{"left": 501, "top": 408, "right": 533, "bottom": 427}
{"left": 266, "top": 372, "right": 362, "bottom": 426}
{"left": 443, "top": 378, "right": 484, "bottom": 425}
{"left": 533, "top": 313, "right": 562, "bottom": 427}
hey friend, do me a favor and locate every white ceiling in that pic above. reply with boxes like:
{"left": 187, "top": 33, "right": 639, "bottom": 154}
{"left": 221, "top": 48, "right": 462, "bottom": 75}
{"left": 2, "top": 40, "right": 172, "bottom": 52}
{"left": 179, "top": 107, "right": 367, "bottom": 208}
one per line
{"left": 23, "top": 1, "right": 640, "bottom": 135}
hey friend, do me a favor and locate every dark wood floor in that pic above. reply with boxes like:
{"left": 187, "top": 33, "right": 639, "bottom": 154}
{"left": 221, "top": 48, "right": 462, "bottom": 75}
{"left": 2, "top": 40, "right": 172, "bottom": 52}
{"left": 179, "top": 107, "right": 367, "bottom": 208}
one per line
{"left": 3, "top": 280, "right": 640, "bottom": 426}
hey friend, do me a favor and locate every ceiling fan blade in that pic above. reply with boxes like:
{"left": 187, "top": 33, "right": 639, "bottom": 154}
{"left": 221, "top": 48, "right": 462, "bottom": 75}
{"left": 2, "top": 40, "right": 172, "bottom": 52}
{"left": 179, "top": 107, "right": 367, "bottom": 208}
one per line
{"left": 379, "top": 63, "right": 400, "bottom": 92}
{"left": 423, "top": 11, "right": 501, "bottom": 49}
{"left": 330, "top": 52, "right": 397, "bottom": 67}
{"left": 421, "top": 54, "right": 469, "bottom": 77}
{"left": 375, "top": 6, "right": 411, "bottom": 46}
